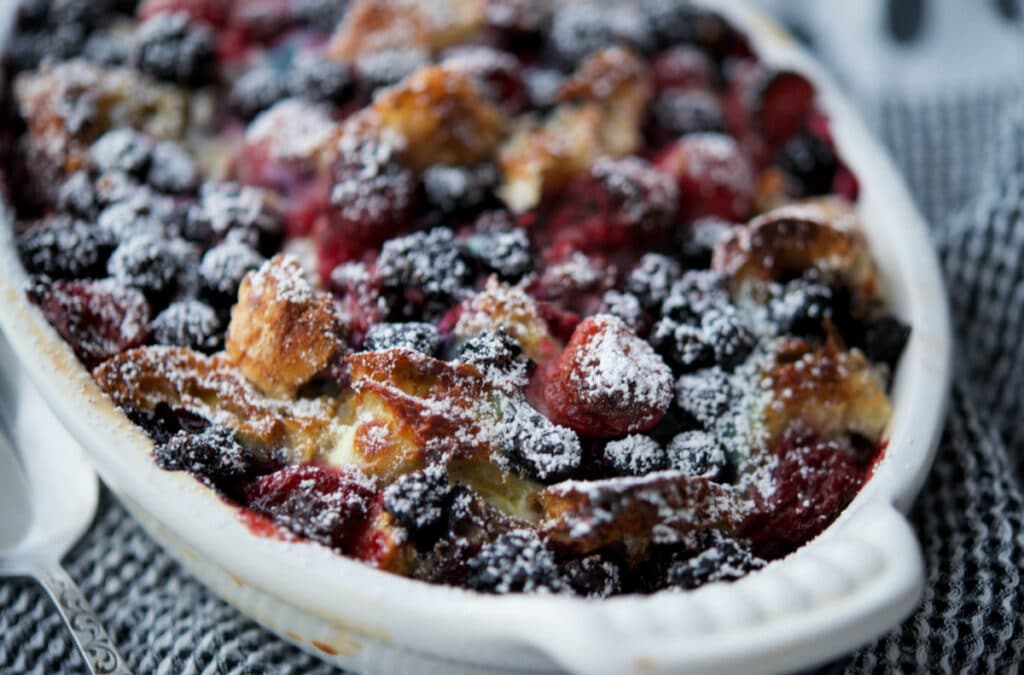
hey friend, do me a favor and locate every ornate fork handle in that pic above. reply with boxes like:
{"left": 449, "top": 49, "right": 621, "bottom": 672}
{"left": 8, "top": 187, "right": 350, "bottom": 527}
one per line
{"left": 37, "top": 565, "right": 132, "bottom": 675}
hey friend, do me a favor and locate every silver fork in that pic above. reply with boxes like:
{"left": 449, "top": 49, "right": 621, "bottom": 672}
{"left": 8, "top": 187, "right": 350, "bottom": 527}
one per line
{"left": 0, "top": 332, "right": 131, "bottom": 674}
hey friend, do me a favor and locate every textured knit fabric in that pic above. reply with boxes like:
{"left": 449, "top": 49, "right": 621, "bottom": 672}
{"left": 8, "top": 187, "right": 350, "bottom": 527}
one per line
{"left": 4, "top": 26, "right": 1024, "bottom": 675}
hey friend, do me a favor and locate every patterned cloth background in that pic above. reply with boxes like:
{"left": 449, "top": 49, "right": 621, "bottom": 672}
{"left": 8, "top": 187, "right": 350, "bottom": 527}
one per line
{"left": 2, "top": 2, "right": 1023, "bottom": 673}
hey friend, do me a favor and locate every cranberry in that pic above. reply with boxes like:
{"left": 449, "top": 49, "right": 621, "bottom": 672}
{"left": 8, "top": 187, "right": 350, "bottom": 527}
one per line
{"left": 654, "top": 132, "right": 754, "bottom": 222}
{"left": 244, "top": 465, "right": 376, "bottom": 553}
{"left": 30, "top": 278, "right": 150, "bottom": 368}
{"left": 742, "top": 431, "right": 866, "bottom": 558}
{"left": 547, "top": 314, "right": 673, "bottom": 437}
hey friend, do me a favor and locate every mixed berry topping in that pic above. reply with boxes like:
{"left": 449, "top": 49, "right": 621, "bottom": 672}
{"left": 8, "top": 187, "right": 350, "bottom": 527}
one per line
{"left": 5, "top": 0, "right": 908, "bottom": 597}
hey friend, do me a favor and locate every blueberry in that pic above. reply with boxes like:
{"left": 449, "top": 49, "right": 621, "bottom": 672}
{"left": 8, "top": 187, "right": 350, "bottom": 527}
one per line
{"left": 17, "top": 216, "right": 113, "bottom": 279}
{"left": 230, "top": 66, "right": 287, "bottom": 119}
{"left": 198, "top": 240, "right": 265, "bottom": 308}
{"left": 626, "top": 253, "right": 682, "bottom": 312}
{"left": 381, "top": 465, "right": 452, "bottom": 550}
{"left": 363, "top": 322, "right": 439, "bottom": 355}
{"left": 459, "top": 228, "right": 533, "bottom": 281}
{"left": 90, "top": 128, "right": 154, "bottom": 177}
{"left": 147, "top": 141, "right": 198, "bottom": 194}
{"left": 150, "top": 300, "right": 224, "bottom": 352}
{"left": 675, "top": 367, "right": 734, "bottom": 428}
{"left": 602, "top": 434, "right": 667, "bottom": 476}
{"left": 135, "top": 13, "right": 215, "bottom": 86}
{"left": 776, "top": 132, "right": 838, "bottom": 197}
{"left": 666, "top": 430, "right": 727, "bottom": 480}
{"left": 287, "top": 54, "right": 352, "bottom": 104}
{"left": 465, "top": 530, "right": 565, "bottom": 594}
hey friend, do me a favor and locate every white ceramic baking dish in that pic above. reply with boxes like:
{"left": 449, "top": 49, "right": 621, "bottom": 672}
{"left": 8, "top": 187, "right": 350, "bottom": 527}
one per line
{"left": 0, "top": 1, "right": 952, "bottom": 673}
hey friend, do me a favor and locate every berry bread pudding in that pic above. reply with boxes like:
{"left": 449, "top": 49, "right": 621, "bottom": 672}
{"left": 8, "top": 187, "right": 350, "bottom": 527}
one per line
{"left": 2, "top": 0, "right": 911, "bottom": 597}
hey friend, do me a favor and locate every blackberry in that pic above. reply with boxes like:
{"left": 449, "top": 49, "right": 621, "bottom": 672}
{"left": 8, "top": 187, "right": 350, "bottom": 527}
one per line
{"left": 660, "top": 270, "right": 729, "bottom": 324}
{"left": 857, "top": 316, "right": 911, "bottom": 371}
{"left": 287, "top": 54, "right": 352, "bottom": 104}
{"left": 134, "top": 12, "right": 215, "bottom": 86}
{"left": 292, "top": 0, "right": 348, "bottom": 27}
{"left": 465, "top": 529, "right": 565, "bottom": 594}
{"left": 645, "top": 1, "right": 736, "bottom": 55}
{"left": 602, "top": 434, "right": 667, "bottom": 476}
{"left": 651, "top": 89, "right": 725, "bottom": 142}
{"left": 769, "top": 280, "right": 834, "bottom": 338}
{"left": 96, "top": 194, "right": 172, "bottom": 243}
{"left": 89, "top": 128, "right": 154, "bottom": 177}
{"left": 496, "top": 397, "right": 582, "bottom": 482}
{"left": 678, "top": 217, "right": 731, "bottom": 268}
{"left": 561, "top": 554, "right": 622, "bottom": 598}
{"left": 459, "top": 228, "right": 533, "bottom": 282}
{"left": 363, "top": 322, "right": 439, "bottom": 355}
{"left": 701, "top": 306, "right": 755, "bottom": 370}
{"left": 376, "top": 228, "right": 471, "bottom": 318}
{"left": 150, "top": 299, "right": 224, "bottom": 352}
{"left": 107, "top": 235, "right": 181, "bottom": 299}
{"left": 549, "top": 4, "right": 654, "bottom": 67}
{"left": 650, "top": 319, "right": 715, "bottom": 373}
{"left": 17, "top": 216, "right": 113, "bottom": 279}
{"left": 198, "top": 240, "right": 265, "bottom": 307}
{"left": 50, "top": 0, "right": 116, "bottom": 28}
{"left": 83, "top": 31, "right": 134, "bottom": 66}
{"left": 354, "top": 48, "right": 428, "bottom": 93}
{"left": 626, "top": 253, "right": 682, "bottom": 312}
{"left": 663, "top": 532, "right": 765, "bottom": 589}
{"left": 188, "top": 182, "right": 283, "bottom": 254}
{"left": 599, "top": 290, "right": 644, "bottom": 331}
{"left": 147, "top": 141, "right": 198, "bottom": 194}
{"left": 422, "top": 164, "right": 498, "bottom": 215}
{"left": 455, "top": 330, "right": 530, "bottom": 388}
{"left": 776, "top": 132, "right": 838, "bottom": 197}
{"left": 381, "top": 465, "right": 452, "bottom": 550}
{"left": 666, "top": 430, "right": 727, "bottom": 480}
{"left": 675, "top": 367, "right": 734, "bottom": 428}
{"left": 229, "top": 66, "right": 287, "bottom": 119}
{"left": 56, "top": 171, "right": 99, "bottom": 218}
{"left": 154, "top": 425, "right": 256, "bottom": 487}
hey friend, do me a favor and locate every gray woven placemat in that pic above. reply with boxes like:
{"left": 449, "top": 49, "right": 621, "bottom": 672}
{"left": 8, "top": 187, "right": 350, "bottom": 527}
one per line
{"left": 3, "top": 13, "right": 1024, "bottom": 675}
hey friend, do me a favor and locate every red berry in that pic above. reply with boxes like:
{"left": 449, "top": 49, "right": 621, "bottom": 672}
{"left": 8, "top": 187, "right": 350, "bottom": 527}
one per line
{"left": 651, "top": 46, "right": 716, "bottom": 91}
{"left": 754, "top": 71, "right": 816, "bottom": 146}
{"left": 30, "top": 278, "right": 150, "bottom": 369}
{"left": 137, "top": 0, "right": 231, "bottom": 29}
{"left": 244, "top": 464, "right": 376, "bottom": 553}
{"left": 547, "top": 314, "right": 673, "bottom": 437}
{"left": 654, "top": 132, "right": 754, "bottom": 222}
{"left": 741, "top": 431, "right": 866, "bottom": 559}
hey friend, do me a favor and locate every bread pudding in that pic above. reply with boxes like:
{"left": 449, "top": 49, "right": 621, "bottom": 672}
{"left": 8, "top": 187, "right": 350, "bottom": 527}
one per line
{"left": 2, "top": 0, "right": 910, "bottom": 597}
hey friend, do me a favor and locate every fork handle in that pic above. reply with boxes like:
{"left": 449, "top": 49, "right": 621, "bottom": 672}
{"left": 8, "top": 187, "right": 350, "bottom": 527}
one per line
{"left": 37, "top": 565, "right": 132, "bottom": 675}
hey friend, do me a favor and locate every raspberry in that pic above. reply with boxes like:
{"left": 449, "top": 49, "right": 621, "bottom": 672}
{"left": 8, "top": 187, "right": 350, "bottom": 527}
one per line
{"left": 465, "top": 529, "right": 566, "bottom": 594}
{"left": 548, "top": 314, "right": 673, "bottom": 437}
{"left": 89, "top": 128, "right": 154, "bottom": 177}
{"left": 742, "top": 432, "right": 866, "bottom": 558}
{"left": 549, "top": 4, "right": 654, "bottom": 67}
{"left": 107, "top": 235, "right": 181, "bottom": 300}
{"left": 666, "top": 430, "right": 727, "bottom": 481}
{"left": 674, "top": 366, "right": 734, "bottom": 429}
{"left": 29, "top": 278, "right": 150, "bottom": 368}
{"left": 625, "top": 253, "right": 682, "bottom": 312}
{"left": 155, "top": 424, "right": 255, "bottom": 488}
{"left": 245, "top": 465, "right": 376, "bottom": 553}
{"left": 198, "top": 239, "right": 265, "bottom": 307}
{"left": 602, "top": 434, "right": 667, "bottom": 476}
{"left": 459, "top": 229, "right": 533, "bottom": 282}
{"left": 286, "top": 53, "right": 352, "bottom": 104}
{"left": 134, "top": 12, "right": 215, "bottom": 86}
{"left": 776, "top": 132, "right": 839, "bottom": 197}
{"left": 363, "top": 322, "right": 439, "bottom": 356}
{"left": 376, "top": 228, "right": 471, "bottom": 319}
{"left": 17, "top": 216, "right": 114, "bottom": 279}
{"left": 150, "top": 299, "right": 224, "bottom": 352}
{"left": 147, "top": 141, "right": 199, "bottom": 193}
{"left": 229, "top": 66, "right": 286, "bottom": 119}
{"left": 381, "top": 465, "right": 452, "bottom": 550}
{"left": 654, "top": 132, "right": 754, "bottom": 222}
{"left": 662, "top": 532, "right": 764, "bottom": 589}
